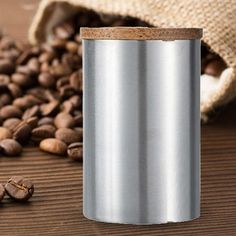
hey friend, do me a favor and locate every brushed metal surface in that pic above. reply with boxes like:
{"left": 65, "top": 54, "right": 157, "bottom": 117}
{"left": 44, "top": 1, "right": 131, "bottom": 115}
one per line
{"left": 83, "top": 39, "right": 200, "bottom": 224}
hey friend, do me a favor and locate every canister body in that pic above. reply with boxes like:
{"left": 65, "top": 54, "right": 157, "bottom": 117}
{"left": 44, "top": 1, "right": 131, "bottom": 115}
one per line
{"left": 83, "top": 39, "right": 200, "bottom": 224}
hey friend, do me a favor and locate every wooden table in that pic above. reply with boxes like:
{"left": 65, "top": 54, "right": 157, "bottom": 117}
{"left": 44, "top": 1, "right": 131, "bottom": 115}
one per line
{"left": 0, "top": 1, "right": 236, "bottom": 235}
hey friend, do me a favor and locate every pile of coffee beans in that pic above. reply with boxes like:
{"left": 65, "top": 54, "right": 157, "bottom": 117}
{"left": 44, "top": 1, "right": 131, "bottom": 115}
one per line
{"left": 0, "top": 10, "right": 227, "bottom": 160}
{"left": 0, "top": 176, "right": 34, "bottom": 202}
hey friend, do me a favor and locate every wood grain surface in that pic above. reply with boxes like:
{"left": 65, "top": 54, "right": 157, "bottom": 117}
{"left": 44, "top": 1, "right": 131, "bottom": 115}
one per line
{"left": 0, "top": 1, "right": 236, "bottom": 236}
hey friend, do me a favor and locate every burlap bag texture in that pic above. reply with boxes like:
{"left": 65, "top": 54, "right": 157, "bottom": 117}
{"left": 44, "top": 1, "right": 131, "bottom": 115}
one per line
{"left": 28, "top": 0, "right": 236, "bottom": 120}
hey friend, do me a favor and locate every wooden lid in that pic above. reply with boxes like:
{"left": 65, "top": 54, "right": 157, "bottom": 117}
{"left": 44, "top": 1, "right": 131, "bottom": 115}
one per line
{"left": 80, "top": 27, "right": 203, "bottom": 40}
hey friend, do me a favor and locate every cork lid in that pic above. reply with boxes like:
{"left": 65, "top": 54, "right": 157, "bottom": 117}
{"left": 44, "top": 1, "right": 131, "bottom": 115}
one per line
{"left": 80, "top": 27, "right": 203, "bottom": 40}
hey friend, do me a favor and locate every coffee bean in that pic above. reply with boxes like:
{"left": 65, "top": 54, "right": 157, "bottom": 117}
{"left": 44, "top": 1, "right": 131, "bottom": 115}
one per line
{"left": 40, "top": 62, "right": 50, "bottom": 73}
{"left": 39, "top": 51, "right": 56, "bottom": 63}
{"left": 40, "top": 101, "right": 59, "bottom": 116}
{"left": 3, "top": 118, "right": 21, "bottom": 131}
{"left": 13, "top": 121, "right": 31, "bottom": 144}
{"left": 204, "top": 59, "right": 227, "bottom": 77}
{"left": 0, "top": 75, "right": 10, "bottom": 86}
{"left": 27, "top": 57, "right": 40, "bottom": 74}
{"left": 0, "top": 105, "right": 22, "bottom": 119}
{"left": 11, "top": 73, "right": 32, "bottom": 87}
{"left": 5, "top": 176, "right": 34, "bottom": 201}
{"left": 61, "top": 53, "right": 81, "bottom": 70}
{"left": 66, "top": 41, "right": 79, "bottom": 53}
{"left": 7, "top": 83, "right": 22, "bottom": 98}
{"left": 59, "top": 84, "right": 75, "bottom": 98}
{"left": 61, "top": 100, "right": 74, "bottom": 113}
{"left": 56, "top": 76, "right": 69, "bottom": 90}
{"left": 31, "top": 125, "right": 56, "bottom": 143}
{"left": 0, "top": 127, "right": 12, "bottom": 140}
{"left": 55, "top": 128, "right": 82, "bottom": 144}
{"left": 49, "top": 38, "right": 66, "bottom": 49}
{"left": 16, "top": 48, "right": 38, "bottom": 65}
{"left": 27, "top": 88, "right": 48, "bottom": 103}
{"left": 67, "top": 142, "right": 83, "bottom": 161}
{"left": 25, "top": 116, "right": 38, "bottom": 129}
{"left": 40, "top": 138, "right": 67, "bottom": 155}
{"left": 13, "top": 95, "right": 42, "bottom": 110}
{"left": 54, "top": 21, "right": 75, "bottom": 40}
{"left": 22, "top": 105, "right": 40, "bottom": 120}
{"left": 0, "top": 184, "right": 5, "bottom": 202}
{"left": 0, "top": 94, "right": 12, "bottom": 108}
{"left": 0, "top": 139, "right": 22, "bottom": 156}
{"left": 74, "top": 112, "right": 83, "bottom": 127}
{"left": 38, "top": 117, "right": 54, "bottom": 126}
{"left": 69, "top": 95, "right": 82, "bottom": 108}
{"left": 16, "top": 65, "right": 33, "bottom": 75}
{"left": 54, "top": 112, "right": 75, "bottom": 128}
{"left": 38, "top": 72, "right": 56, "bottom": 88}
{"left": 0, "top": 59, "right": 15, "bottom": 74}
{"left": 50, "top": 63, "right": 72, "bottom": 78}
{"left": 77, "top": 44, "right": 82, "bottom": 57}
{"left": 69, "top": 70, "right": 82, "bottom": 92}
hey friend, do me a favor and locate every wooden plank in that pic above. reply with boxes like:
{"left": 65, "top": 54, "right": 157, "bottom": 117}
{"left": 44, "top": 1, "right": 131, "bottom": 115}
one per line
{"left": 0, "top": 1, "right": 236, "bottom": 235}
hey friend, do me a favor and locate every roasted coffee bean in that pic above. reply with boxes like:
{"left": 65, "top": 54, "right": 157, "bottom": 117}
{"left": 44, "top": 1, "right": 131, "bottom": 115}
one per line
{"left": 77, "top": 44, "right": 82, "bottom": 57}
{"left": 0, "top": 59, "right": 15, "bottom": 74}
{"left": 55, "top": 128, "right": 82, "bottom": 145}
{"left": 14, "top": 95, "right": 42, "bottom": 110}
{"left": 40, "top": 101, "right": 59, "bottom": 116}
{"left": 0, "top": 139, "right": 22, "bottom": 156}
{"left": 40, "top": 138, "right": 67, "bottom": 155}
{"left": 61, "top": 100, "right": 74, "bottom": 113}
{"left": 61, "top": 53, "right": 81, "bottom": 70}
{"left": 27, "top": 88, "right": 49, "bottom": 103}
{"left": 0, "top": 127, "right": 12, "bottom": 140}
{"left": 11, "top": 73, "right": 32, "bottom": 87}
{"left": 0, "top": 184, "right": 5, "bottom": 202}
{"left": 3, "top": 118, "right": 21, "bottom": 131}
{"left": 22, "top": 105, "right": 40, "bottom": 120}
{"left": 0, "top": 36, "right": 15, "bottom": 50}
{"left": 27, "top": 57, "right": 40, "bottom": 74}
{"left": 0, "top": 94, "right": 12, "bottom": 108}
{"left": 38, "top": 117, "right": 54, "bottom": 126}
{"left": 40, "top": 62, "right": 50, "bottom": 73}
{"left": 67, "top": 142, "right": 83, "bottom": 161}
{"left": 204, "top": 59, "right": 227, "bottom": 77}
{"left": 16, "top": 65, "right": 33, "bottom": 75}
{"left": 0, "top": 75, "right": 10, "bottom": 86}
{"left": 7, "top": 83, "right": 22, "bottom": 98}
{"left": 31, "top": 125, "right": 56, "bottom": 143}
{"left": 38, "top": 72, "right": 56, "bottom": 88}
{"left": 39, "top": 51, "right": 56, "bottom": 63}
{"left": 13, "top": 121, "right": 31, "bottom": 144}
{"left": 69, "top": 70, "right": 82, "bottom": 92}
{"left": 16, "top": 47, "right": 39, "bottom": 65}
{"left": 0, "top": 105, "right": 22, "bottom": 119}
{"left": 49, "top": 38, "right": 66, "bottom": 49}
{"left": 74, "top": 112, "right": 83, "bottom": 127}
{"left": 1, "top": 48, "right": 20, "bottom": 61}
{"left": 59, "top": 84, "right": 75, "bottom": 98}
{"left": 66, "top": 41, "right": 79, "bottom": 53}
{"left": 56, "top": 76, "right": 69, "bottom": 89}
{"left": 54, "top": 112, "right": 75, "bottom": 128}
{"left": 54, "top": 21, "right": 75, "bottom": 40}
{"left": 25, "top": 117, "right": 38, "bottom": 129}
{"left": 69, "top": 95, "right": 82, "bottom": 108}
{"left": 5, "top": 176, "right": 34, "bottom": 201}
{"left": 50, "top": 63, "right": 72, "bottom": 78}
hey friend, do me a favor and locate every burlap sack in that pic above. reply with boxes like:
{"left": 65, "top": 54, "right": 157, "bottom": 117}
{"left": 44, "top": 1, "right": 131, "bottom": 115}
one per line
{"left": 28, "top": 0, "right": 236, "bottom": 120}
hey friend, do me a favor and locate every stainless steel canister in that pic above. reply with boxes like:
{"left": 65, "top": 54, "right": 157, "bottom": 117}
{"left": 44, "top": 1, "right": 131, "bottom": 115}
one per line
{"left": 81, "top": 27, "right": 203, "bottom": 224}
